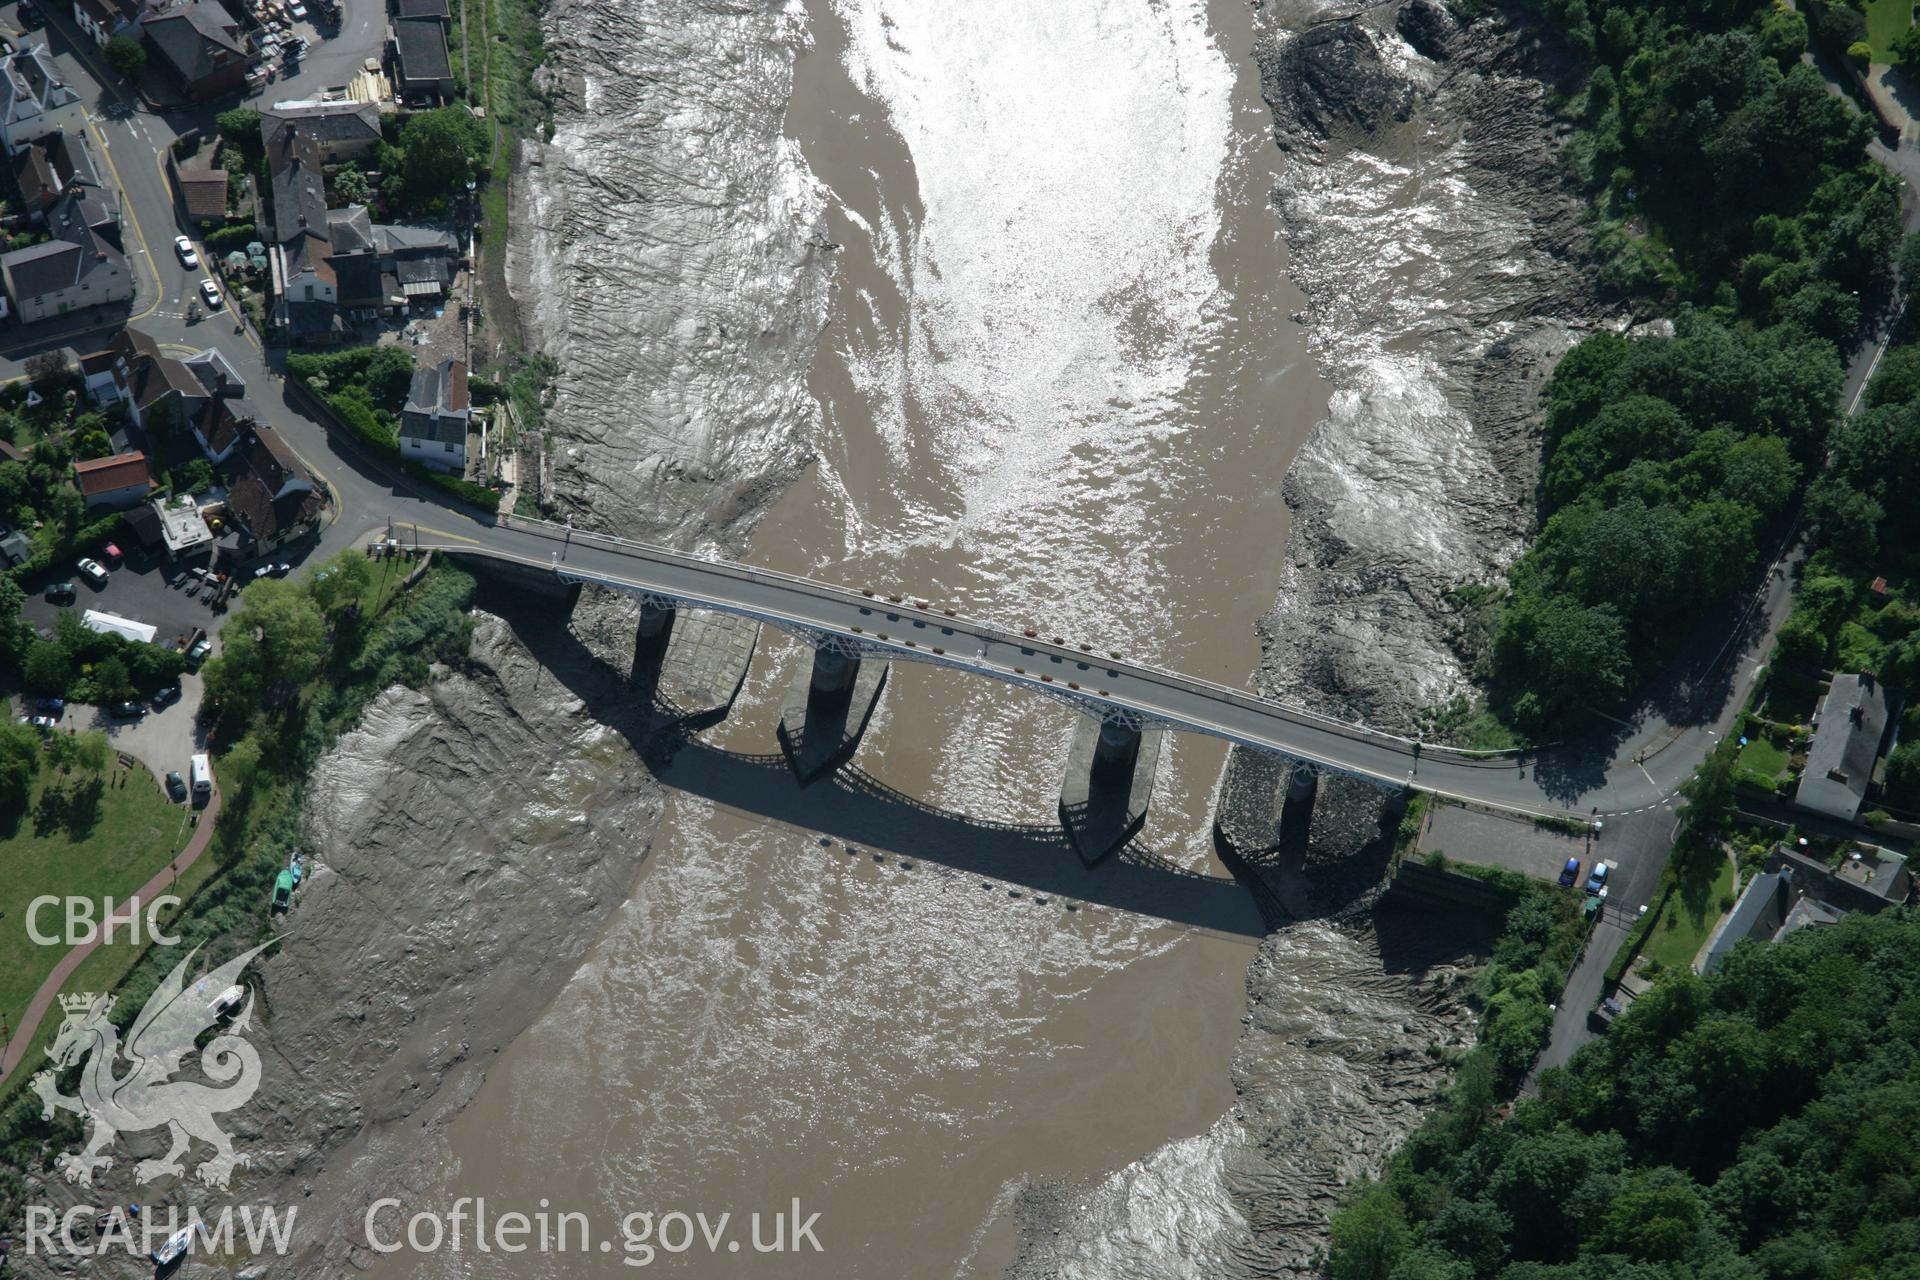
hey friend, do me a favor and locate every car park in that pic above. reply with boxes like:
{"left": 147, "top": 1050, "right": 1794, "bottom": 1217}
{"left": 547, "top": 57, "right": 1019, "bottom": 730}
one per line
{"left": 1557, "top": 856, "right": 1582, "bottom": 888}
{"left": 174, "top": 236, "right": 198, "bottom": 268}
{"left": 76, "top": 557, "right": 108, "bottom": 585}
{"left": 199, "top": 278, "right": 222, "bottom": 307}
{"left": 166, "top": 770, "right": 187, "bottom": 801}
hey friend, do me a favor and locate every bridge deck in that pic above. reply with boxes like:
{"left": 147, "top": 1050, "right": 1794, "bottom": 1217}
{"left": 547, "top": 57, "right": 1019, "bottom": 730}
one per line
{"left": 404, "top": 516, "right": 1634, "bottom": 821}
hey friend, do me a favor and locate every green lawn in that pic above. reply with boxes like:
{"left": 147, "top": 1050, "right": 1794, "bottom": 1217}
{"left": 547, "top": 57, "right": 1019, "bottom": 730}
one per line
{"left": 1644, "top": 855, "right": 1738, "bottom": 972}
{"left": 0, "top": 763, "right": 195, "bottom": 1045}
{"left": 1868, "top": 0, "right": 1913, "bottom": 62}
{"left": 1736, "top": 733, "right": 1790, "bottom": 780}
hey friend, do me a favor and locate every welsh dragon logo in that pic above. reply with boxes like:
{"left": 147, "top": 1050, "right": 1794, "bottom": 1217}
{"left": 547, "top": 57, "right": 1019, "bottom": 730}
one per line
{"left": 31, "top": 942, "right": 273, "bottom": 1189}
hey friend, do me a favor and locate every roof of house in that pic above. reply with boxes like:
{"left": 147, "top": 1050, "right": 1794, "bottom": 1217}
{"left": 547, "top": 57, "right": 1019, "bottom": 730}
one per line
{"left": 394, "top": 0, "right": 449, "bottom": 20}
{"left": 3, "top": 237, "right": 81, "bottom": 298}
{"left": 224, "top": 423, "right": 319, "bottom": 542}
{"left": 12, "top": 143, "right": 54, "bottom": 209}
{"left": 268, "top": 126, "right": 328, "bottom": 244}
{"left": 193, "top": 394, "right": 256, "bottom": 455}
{"left": 74, "top": 0, "right": 139, "bottom": 32}
{"left": 139, "top": 0, "right": 250, "bottom": 88}
{"left": 401, "top": 357, "right": 468, "bottom": 434}
{"left": 108, "top": 327, "right": 198, "bottom": 409}
{"left": 182, "top": 345, "right": 245, "bottom": 396}
{"left": 1700, "top": 872, "right": 1791, "bottom": 973}
{"left": 393, "top": 17, "right": 451, "bottom": 82}
{"left": 0, "top": 43, "right": 78, "bottom": 125}
{"left": 1804, "top": 673, "right": 1891, "bottom": 807}
{"left": 42, "top": 129, "right": 96, "bottom": 184}
{"left": 6, "top": 189, "right": 130, "bottom": 296}
{"left": 284, "top": 229, "right": 337, "bottom": 286}
{"left": 225, "top": 468, "right": 321, "bottom": 543}
{"left": 376, "top": 222, "right": 458, "bottom": 255}
{"left": 328, "top": 204, "right": 376, "bottom": 255}
{"left": 283, "top": 297, "right": 344, "bottom": 338}
{"left": 177, "top": 164, "right": 228, "bottom": 221}
{"left": 262, "top": 100, "right": 381, "bottom": 154}
{"left": 0, "top": 528, "right": 31, "bottom": 565}
{"left": 73, "top": 450, "right": 152, "bottom": 497}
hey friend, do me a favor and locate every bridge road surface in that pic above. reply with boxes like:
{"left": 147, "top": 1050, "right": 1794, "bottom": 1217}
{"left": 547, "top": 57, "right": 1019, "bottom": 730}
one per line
{"left": 396, "top": 515, "right": 1696, "bottom": 822}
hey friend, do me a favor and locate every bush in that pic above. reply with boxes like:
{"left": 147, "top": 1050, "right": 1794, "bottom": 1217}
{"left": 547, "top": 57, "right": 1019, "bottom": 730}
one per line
{"left": 203, "top": 224, "right": 259, "bottom": 255}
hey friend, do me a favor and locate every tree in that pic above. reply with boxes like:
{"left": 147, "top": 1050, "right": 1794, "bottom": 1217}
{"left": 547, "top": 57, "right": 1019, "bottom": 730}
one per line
{"left": 215, "top": 108, "right": 263, "bottom": 165}
{"left": 24, "top": 349, "right": 71, "bottom": 390}
{"left": 204, "top": 579, "right": 327, "bottom": 722}
{"left": 1758, "top": 7, "right": 1808, "bottom": 68}
{"left": 309, "top": 551, "right": 374, "bottom": 616}
{"left": 397, "top": 107, "right": 486, "bottom": 207}
{"left": 1593, "top": 1168, "right": 1705, "bottom": 1262}
{"left": 333, "top": 163, "right": 372, "bottom": 204}
{"left": 1894, "top": 21, "right": 1920, "bottom": 68}
{"left": 1718, "top": 436, "right": 1799, "bottom": 518}
{"left": 1331, "top": 1184, "right": 1409, "bottom": 1280}
{"left": 22, "top": 639, "right": 70, "bottom": 693}
{"left": 1426, "top": 1199, "right": 1512, "bottom": 1277}
{"left": 365, "top": 345, "right": 415, "bottom": 410}
{"left": 1680, "top": 743, "right": 1739, "bottom": 832}
{"left": 103, "top": 33, "right": 145, "bottom": 79}
{"left": 1496, "top": 593, "right": 1632, "bottom": 724}
{"left": 70, "top": 730, "right": 110, "bottom": 776}
{"left": 1885, "top": 741, "right": 1920, "bottom": 809}
{"left": 91, "top": 654, "right": 132, "bottom": 704}
{"left": 0, "top": 719, "right": 40, "bottom": 820}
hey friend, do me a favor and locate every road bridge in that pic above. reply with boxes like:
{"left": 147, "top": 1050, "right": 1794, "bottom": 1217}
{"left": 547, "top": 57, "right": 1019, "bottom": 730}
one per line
{"left": 397, "top": 514, "right": 1656, "bottom": 827}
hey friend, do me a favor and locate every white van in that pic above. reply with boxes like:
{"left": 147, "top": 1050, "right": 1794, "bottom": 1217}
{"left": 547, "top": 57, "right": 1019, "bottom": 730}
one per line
{"left": 189, "top": 753, "right": 212, "bottom": 805}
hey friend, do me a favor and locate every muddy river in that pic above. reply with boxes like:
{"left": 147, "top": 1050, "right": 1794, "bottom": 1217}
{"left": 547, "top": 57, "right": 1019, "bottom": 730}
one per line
{"left": 384, "top": 0, "right": 1328, "bottom": 1275}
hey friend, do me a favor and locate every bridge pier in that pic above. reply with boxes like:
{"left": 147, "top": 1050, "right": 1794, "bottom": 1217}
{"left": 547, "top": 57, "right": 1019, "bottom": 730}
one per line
{"left": 633, "top": 600, "right": 676, "bottom": 665}
{"left": 654, "top": 611, "right": 760, "bottom": 723}
{"left": 777, "top": 646, "right": 889, "bottom": 784}
{"left": 1058, "top": 716, "right": 1162, "bottom": 865}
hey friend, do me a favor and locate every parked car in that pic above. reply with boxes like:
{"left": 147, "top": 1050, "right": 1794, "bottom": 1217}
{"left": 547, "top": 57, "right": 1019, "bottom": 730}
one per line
{"left": 1558, "top": 856, "right": 1582, "bottom": 888}
{"left": 165, "top": 770, "right": 187, "bottom": 801}
{"left": 76, "top": 557, "right": 108, "bottom": 586}
{"left": 17, "top": 714, "right": 56, "bottom": 731}
{"left": 109, "top": 700, "right": 143, "bottom": 719}
{"left": 44, "top": 580, "right": 74, "bottom": 604}
{"left": 270, "top": 870, "right": 294, "bottom": 912}
{"left": 1584, "top": 860, "right": 1612, "bottom": 896}
{"left": 151, "top": 685, "right": 181, "bottom": 709}
{"left": 17, "top": 2, "right": 42, "bottom": 28}
{"left": 185, "top": 637, "right": 213, "bottom": 668}
{"left": 35, "top": 696, "right": 64, "bottom": 716}
{"left": 209, "top": 984, "right": 246, "bottom": 1017}
{"left": 101, "top": 542, "right": 123, "bottom": 565}
{"left": 199, "top": 278, "right": 222, "bottom": 308}
{"left": 173, "top": 235, "right": 198, "bottom": 268}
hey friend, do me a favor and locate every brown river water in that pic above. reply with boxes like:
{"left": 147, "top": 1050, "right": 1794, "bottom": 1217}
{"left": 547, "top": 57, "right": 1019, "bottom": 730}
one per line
{"left": 383, "top": 0, "right": 1328, "bottom": 1274}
